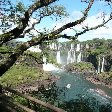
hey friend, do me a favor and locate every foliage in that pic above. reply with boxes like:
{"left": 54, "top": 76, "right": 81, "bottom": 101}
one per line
{"left": 0, "top": 63, "right": 50, "bottom": 88}
{"left": 99, "top": 72, "right": 112, "bottom": 82}
{"left": 24, "top": 50, "right": 42, "bottom": 61}
{"left": 16, "top": 2, "right": 26, "bottom": 13}
{"left": 0, "top": 45, "right": 13, "bottom": 53}
{"left": 84, "top": 38, "right": 109, "bottom": 55}
{"left": 64, "top": 62, "right": 95, "bottom": 73}
{"left": 11, "top": 83, "right": 112, "bottom": 112}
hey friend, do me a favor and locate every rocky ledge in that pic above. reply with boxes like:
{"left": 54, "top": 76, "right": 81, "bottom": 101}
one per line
{"left": 15, "top": 75, "right": 60, "bottom": 94}
{"left": 64, "top": 62, "right": 112, "bottom": 88}
{"left": 86, "top": 75, "right": 112, "bottom": 88}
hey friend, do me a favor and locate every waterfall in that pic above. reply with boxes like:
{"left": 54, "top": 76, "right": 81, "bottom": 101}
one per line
{"left": 77, "top": 52, "right": 82, "bottom": 63}
{"left": 73, "top": 50, "right": 77, "bottom": 63}
{"left": 43, "top": 55, "right": 59, "bottom": 71}
{"left": 57, "top": 43, "right": 61, "bottom": 50}
{"left": 70, "top": 50, "right": 74, "bottom": 63}
{"left": 67, "top": 50, "right": 71, "bottom": 64}
{"left": 43, "top": 56, "right": 47, "bottom": 64}
{"left": 101, "top": 57, "right": 105, "bottom": 73}
{"left": 67, "top": 48, "right": 78, "bottom": 64}
{"left": 97, "top": 56, "right": 101, "bottom": 74}
{"left": 67, "top": 43, "right": 76, "bottom": 64}
{"left": 57, "top": 50, "right": 61, "bottom": 64}
{"left": 67, "top": 50, "right": 77, "bottom": 64}
{"left": 76, "top": 43, "right": 80, "bottom": 51}
{"left": 81, "top": 53, "right": 83, "bottom": 61}
{"left": 71, "top": 43, "right": 74, "bottom": 50}
{"left": 54, "top": 43, "right": 57, "bottom": 50}
{"left": 43, "top": 56, "right": 47, "bottom": 70}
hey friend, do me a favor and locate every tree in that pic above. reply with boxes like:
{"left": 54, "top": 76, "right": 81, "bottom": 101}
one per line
{"left": 0, "top": 0, "right": 112, "bottom": 76}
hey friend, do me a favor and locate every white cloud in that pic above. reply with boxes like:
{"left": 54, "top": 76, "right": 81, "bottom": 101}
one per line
{"left": 29, "top": 17, "right": 39, "bottom": 24}
{"left": 51, "top": 11, "right": 83, "bottom": 34}
{"left": 52, "top": 11, "right": 112, "bottom": 41}
{"left": 79, "top": 13, "right": 112, "bottom": 41}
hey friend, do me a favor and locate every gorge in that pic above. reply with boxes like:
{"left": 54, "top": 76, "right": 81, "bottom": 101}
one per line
{"left": 43, "top": 38, "right": 112, "bottom": 111}
{"left": 0, "top": 38, "right": 112, "bottom": 112}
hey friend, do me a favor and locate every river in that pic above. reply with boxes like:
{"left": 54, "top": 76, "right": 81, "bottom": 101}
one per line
{"left": 51, "top": 70, "right": 112, "bottom": 111}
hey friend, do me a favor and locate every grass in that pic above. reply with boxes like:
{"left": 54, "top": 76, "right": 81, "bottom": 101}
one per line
{"left": 0, "top": 64, "right": 51, "bottom": 88}
{"left": 73, "top": 62, "right": 94, "bottom": 70}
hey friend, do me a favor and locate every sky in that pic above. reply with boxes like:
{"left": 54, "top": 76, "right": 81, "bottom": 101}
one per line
{"left": 1, "top": 0, "right": 112, "bottom": 41}
{"left": 52, "top": 0, "right": 112, "bottom": 41}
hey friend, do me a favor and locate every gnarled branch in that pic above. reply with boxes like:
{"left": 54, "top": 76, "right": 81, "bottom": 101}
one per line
{"left": 0, "top": 0, "right": 57, "bottom": 45}
{"left": 51, "top": 0, "right": 94, "bottom": 35}
{"left": 75, "top": 13, "right": 112, "bottom": 37}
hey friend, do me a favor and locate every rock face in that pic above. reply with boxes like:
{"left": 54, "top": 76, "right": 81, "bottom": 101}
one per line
{"left": 15, "top": 75, "right": 60, "bottom": 94}
{"left": 47, "top": 39, "right": 112, "bottom": 74}
{"left": 40, "top": 39, "right": 112, "bottom": 74}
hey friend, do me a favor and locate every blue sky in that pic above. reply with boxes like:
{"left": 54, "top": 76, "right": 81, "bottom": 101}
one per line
{"left": 2, "top": 0, "right": 112, "bottom": 41}
{"left": 55, "top": 0, "right": 112, "bottom": 41}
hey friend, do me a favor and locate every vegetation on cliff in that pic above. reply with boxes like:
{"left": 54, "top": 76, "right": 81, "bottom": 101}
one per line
{"left": 0, "top": 64, "right": 51, "bottom": 88}
{"left": 99, "top": 72, "right": 112, "bottom": 80}
{"left": 64, "top": 62, "right": 95, "bottom": 73}
{"left": 0, "top": 50, "right": 52, "bottom": 88}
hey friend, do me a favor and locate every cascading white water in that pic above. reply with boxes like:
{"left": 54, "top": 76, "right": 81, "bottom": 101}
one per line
{"left": 57, "top": 43, "right": 61, "bottom": 50}
{"left": 70, "top": 50, "right": 74, "bottom": 63}
{"left": 77, "top": 52, "right": 82, "bottom": 63}
{"left": 73, "top": 50, "right": 77, "bottom": 63}
{"left": 43, "top": 56, "right": 47, "bottom": 64}
{"left": 43, "top": 56, "right": 59, "bottom": 71}
{"left": 97, "top": 56, "right": 101, "bottom": 74}
{"left": 43, "top": 56, "right": 47, "bottom": 70}
{"left": 101, "top": 56, "right": 105, "bottom": 73}
{"left": 54, "top": 43, "right": 57, "bottom": 50}
{"left": 67, "top": 43, "right": 75, "bottom": 64}
{"left": 81, "top": 53, "right": 83, "bottom": 61}
{"left": 76, "top": 43, "right": 80, "bottom": 51}
{"left": 67, "top": 50, "right": 71, "bottom": 64}
{"left": 71, "top": 43, "right": 74, "bottom": 50}
{"left": 67, "top": 50, "right": 76, "bottom": 64}
{"left": 57, "top": 50, "right": 61, "bottom": 64}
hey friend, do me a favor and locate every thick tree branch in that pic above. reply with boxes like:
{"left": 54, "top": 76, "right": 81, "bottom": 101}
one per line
{"left": 21, "top": 5, "right": 61, "bottom": 37}
{"left": 1, "top": 0, "right": 112, "bottom": 76}
{"left": 24, "top": 53, "right": 44, "bottom": 64}
{"left": 51, "top": 0, "right": 94, "bottom": 35}
{"left": 0, "top": 33, "right": 74, "bottom": 75}
{"left": 0, "top": 0, "right": 93, "bottom": 45}
{"left": 0, "top": 0, "right": 57, "bottom": 45}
